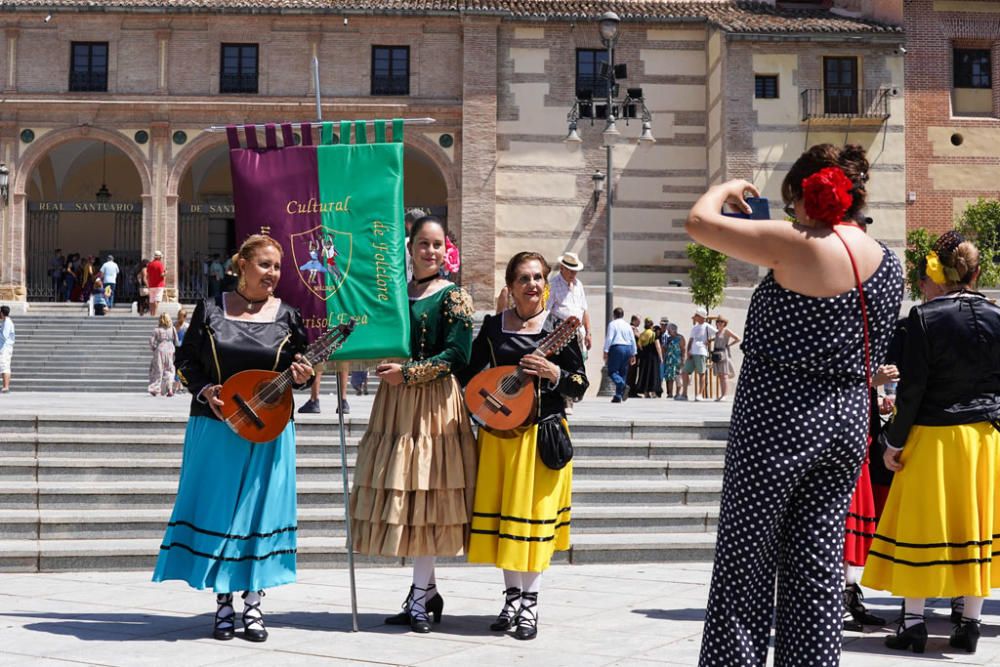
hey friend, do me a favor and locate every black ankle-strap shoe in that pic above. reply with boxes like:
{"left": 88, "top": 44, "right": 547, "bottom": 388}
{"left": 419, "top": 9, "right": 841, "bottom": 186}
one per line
{"left": 885, "top": 613, "right": 926, "bottom": 654}
{"left": 513, "top": 591, "right": 538, "bottom": 641}
{"left": 950, "top": 617, "right": 982, "bottom": 653}
{"left": 214, "top": 593, "right": 235, "bottom": 641}
{"left": 241, "top": 590, "right": 268, "bottom": 643}
{"left": 490, "top": 587, "right": 521, "bottom": 632}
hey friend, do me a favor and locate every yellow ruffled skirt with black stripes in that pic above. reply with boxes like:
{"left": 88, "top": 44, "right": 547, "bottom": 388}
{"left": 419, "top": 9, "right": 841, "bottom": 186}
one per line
{"left": 467, "top": 422, "right": 572, "bottom": 572}
{"left": 863, "top": 422, "right": 1000, "bottom": 598}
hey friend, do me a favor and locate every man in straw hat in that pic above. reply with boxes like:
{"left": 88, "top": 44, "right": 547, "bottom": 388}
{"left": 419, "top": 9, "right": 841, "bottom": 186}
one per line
{"left": 547, "top": 252, "right": 592, "bottom": 413}
{"left": 678, "top": 306, "right": 716, "bottom": 401}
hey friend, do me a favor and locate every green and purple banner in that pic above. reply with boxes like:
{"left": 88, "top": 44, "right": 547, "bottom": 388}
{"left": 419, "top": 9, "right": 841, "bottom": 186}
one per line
{"left": 227, "top": 120, "right": 409, "bottom": 360}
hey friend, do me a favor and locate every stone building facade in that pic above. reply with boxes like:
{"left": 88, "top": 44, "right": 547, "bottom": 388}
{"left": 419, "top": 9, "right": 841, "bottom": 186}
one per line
{"left": 0, "top": 1, "right": 903, "bottom": 308}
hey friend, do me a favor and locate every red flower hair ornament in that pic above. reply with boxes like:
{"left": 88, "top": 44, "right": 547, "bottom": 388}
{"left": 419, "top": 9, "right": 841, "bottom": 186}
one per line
{"left": 801, "top": 166, "right": 854, "bottom": 227}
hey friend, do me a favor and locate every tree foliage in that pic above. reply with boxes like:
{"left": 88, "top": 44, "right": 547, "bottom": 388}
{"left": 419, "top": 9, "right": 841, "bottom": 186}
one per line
{"left": 956, "top": 198, "right": 1000, "bottom": 288}
{"left": 686, "top": 243, "right": 727, "bottom": 314}
{"left": 904, "top": 228, "right": 935, "bottom": 301}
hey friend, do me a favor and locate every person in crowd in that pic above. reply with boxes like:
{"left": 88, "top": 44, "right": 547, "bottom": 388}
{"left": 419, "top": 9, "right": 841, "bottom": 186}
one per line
{"left": 0, "top": 305, "right": 14, "bottom": 394}
{"left": 100, "top": 254, "right": 120, "bottom": 308}
{"left": 634, "top": 318, "right": 663, "bottom": 398}
{"left": 136, "top": 259, "right": 150, "bottom": 316}
{"left": 864, "top": 232, "right": 1000, "bottom": 655}
{"left": 687, "top": 143, "right": 903, "bottom": 666}
{"left": 152, "top": 234, "right": 315, "bottom": 644}
{"left": 50, "top": 249, "right": 64, "bottom": 302}
{"left": 297, "top": 364, "right": 350, "bottom": 415}
{"left": 349, "top": 367, "right": 369, "bottom": 396}
{"left": 79, "top": 256, "right": 95, "bottom": 302}
{"left": 148, "top": 312, "right": 179, "bottom": 397}
{"left": 222, "top": 250, "right": 239, "bottom": 293}
{"left": 147, "top": 251, "right": 167, "bottom": 317}
{"left": 661, "top": 322, "right": 685, "bottom": 399}
{"left": 711, "top": 317, "right": 741, "bottom": 402}
{"left": 459, "top": 251, "right": 588, "bottom": 641}
{"left": 546, "top": 252, "right": 592, "bottom": 414}
{"left": 626, "top": 314, "right": 642, "bottom": 397}
{"left": 208, "top": 254, "right": 224, "bottom": 297}
{"left": 91, "top": 275, "right": 108, "bottom": 316}
{"left": 678, "top": 308, "right": 716, "bottom": 402}
{"left": 604, "top": 306, "right": 637, "bottom": 403}
{"left": 62, "top": 254, "right": 77, "bottom": 303}
{"left": 350, "top": 215, "right": 478, "bottom": 634}
{"left": 172, "top": 308, "right": 190, "bottom": 395}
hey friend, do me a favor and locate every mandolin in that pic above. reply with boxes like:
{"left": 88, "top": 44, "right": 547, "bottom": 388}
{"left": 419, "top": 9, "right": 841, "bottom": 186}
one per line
{"left": 464, "top": 316, "right": 580, "bottom": 431}
{"left": 218, "top": 320, "right": 356, "bottom": 443}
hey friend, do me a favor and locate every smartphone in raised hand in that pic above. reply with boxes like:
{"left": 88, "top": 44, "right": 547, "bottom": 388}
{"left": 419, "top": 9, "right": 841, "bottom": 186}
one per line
{"left": 722, "top": 196, "right": 771, "bottom": 221}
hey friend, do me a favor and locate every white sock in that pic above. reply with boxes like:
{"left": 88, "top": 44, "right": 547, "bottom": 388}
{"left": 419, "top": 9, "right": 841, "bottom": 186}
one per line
{"left": 903, "top": 597, "right": 925, "bottom": 627}
{"left": 503, "top": 569, "right": 522, "bottom": 591}
{"left": 844, "top": 564, "right": 862, "bottom": 586}
{"left": 963, "top": 596, "right": 984, "bottom": 621}
{"left": 411, "top": 556, "right": 435, "bottom": 614}
{"left": 521, "top": 571, "right": 541, "bottom": 594}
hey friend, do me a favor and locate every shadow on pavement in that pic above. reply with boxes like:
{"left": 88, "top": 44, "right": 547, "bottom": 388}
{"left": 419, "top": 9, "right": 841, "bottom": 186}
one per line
{"left": 631, "top": 607, "right": 706, "bottom": 621}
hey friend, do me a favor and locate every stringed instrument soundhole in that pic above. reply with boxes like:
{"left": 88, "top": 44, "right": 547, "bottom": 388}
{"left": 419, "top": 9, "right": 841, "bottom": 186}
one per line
{"left": 256, "top": 380, "right": 282, "bottom": 406}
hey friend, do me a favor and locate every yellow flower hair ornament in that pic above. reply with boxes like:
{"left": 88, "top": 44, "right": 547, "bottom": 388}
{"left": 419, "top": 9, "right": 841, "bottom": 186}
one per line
{"left": 925, "top": 251, "right": 946, "bottom": 286}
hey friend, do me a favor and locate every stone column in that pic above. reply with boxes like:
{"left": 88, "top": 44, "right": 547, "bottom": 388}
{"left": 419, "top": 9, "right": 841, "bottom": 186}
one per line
{"left": 0, "top": 121, "right": 24, "bottom": 301}
{"left": 459, "top": 17, "right": 499, "bottom": 309}
{"left": 148, "top": 123, "right": 170, "bottom": 296}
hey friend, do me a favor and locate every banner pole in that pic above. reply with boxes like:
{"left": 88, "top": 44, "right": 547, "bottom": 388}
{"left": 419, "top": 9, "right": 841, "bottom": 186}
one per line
{"left": 313, "top": 56, "right": 322, "bottom": 121}
{"left": 336, "top": 370, "right": 360, "bottom": 632}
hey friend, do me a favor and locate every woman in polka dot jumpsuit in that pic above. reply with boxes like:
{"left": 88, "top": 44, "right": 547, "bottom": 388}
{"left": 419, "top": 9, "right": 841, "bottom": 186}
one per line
{"left": 686, "top": 144, "right": 903, "bottom": 666}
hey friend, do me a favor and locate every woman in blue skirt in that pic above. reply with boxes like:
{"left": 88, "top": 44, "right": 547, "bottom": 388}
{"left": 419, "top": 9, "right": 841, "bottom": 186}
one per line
{"left": 153, "top": 234, "right": 315, "bottom": 643}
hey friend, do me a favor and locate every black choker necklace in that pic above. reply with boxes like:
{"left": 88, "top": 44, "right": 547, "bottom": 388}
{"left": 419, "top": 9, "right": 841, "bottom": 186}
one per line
{"left": 513, "top": 307, "right": 545, "bottom": 322}
{"left": 412, "top": 274, "right": 438, "bottom": 285}
{"left": 236, "top": 290, "right": 268, "bottom": 306}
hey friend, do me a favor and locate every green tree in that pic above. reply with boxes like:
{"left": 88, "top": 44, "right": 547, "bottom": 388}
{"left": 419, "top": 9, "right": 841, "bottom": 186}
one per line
{"left": 956, "top": 198, "right": 1000, "bottom": 288}
{"left": 904, "top": 228, "right": 935, "bottom": 301}
{"left": 686, "top": 243, "right": 727, "bottom": 314}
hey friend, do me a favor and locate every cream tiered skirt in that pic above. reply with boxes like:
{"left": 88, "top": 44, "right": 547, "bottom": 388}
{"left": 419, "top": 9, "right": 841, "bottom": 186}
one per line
{"left": 350, "top": 374, "right": 478, "bottom": 557}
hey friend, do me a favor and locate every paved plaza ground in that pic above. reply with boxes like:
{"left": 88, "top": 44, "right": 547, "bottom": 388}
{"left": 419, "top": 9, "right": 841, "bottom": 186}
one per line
{"left": 3, "top": 392, "right": 999, "bottom": 665}
{"left": 1, "top": 564, "right": 999, "bottom": 666}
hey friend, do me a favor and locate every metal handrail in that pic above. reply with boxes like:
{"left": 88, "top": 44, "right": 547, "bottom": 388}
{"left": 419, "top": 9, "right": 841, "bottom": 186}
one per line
{"left": 800, "top": 88, "right": 890, "bottom": 121}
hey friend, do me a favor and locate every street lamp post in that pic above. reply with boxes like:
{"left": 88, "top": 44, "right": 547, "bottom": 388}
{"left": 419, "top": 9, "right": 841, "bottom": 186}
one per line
{"left": 566, "top": 11, "right": 655, "bottom": 395}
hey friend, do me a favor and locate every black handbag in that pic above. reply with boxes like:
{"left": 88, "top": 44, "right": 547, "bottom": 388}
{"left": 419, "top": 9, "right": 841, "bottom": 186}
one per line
{"left": 537, "top": 414, "right": 573, "bottom": 470}
{"left": 711, "top": 349, "right": 725, "bottom": 363}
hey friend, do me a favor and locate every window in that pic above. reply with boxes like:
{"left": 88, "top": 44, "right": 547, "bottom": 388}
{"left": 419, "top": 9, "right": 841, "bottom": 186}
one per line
{"left": 755, "top": 75, "right": 779, "bottom": 99}
{"left": 220, "top": 44, "right": 259, "bottom": 94}
{"left": 954, "top": 49, "right": 991, "bottom": 89}
{"left": 371, "top": 46, "right": 409, "bottom": 96}
{"left": 576, "top": 49, "right": 610, "bottom": 98}
{"left": 69, "top": 42, "right": 108, "bottom": 92}
{"left": 823, "top": 57, "right": 858, "bottom": 115}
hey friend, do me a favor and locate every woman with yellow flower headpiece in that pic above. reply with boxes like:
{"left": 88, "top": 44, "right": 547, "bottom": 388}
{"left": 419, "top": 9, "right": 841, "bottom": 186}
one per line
{"left": 864, "top": 231, "right": 1000, "bottom": 655}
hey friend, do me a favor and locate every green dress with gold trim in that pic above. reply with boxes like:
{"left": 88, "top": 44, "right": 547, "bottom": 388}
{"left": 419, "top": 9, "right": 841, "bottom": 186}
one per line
{"left": 350, "top": 284, "right": 479, "bottom": 557}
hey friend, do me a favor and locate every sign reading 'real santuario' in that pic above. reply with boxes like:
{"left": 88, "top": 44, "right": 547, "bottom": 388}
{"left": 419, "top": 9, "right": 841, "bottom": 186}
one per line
{"left": 226, "top": 120, "right": 410, "bottom": 361}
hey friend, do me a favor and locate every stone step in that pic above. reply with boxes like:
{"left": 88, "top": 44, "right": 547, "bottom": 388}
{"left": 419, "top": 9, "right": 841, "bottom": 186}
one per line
{"left": 0, "top": 479, "right": 722, "bottom": 510}
{"left": 0, "top": 505, "right": 719, "bottom": 541}
{"left": 0, "top": 456, "right": 722, "bottom": 483}
{"left": 0, "top": 532, "right": 717, "bottom": 572}
{"left": 0, "top": 432, "right": 726, "bottom": 460}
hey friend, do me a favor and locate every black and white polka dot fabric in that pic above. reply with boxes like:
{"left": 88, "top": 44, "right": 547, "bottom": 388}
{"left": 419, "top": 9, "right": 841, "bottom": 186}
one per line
{"left": 698, "top": 243, "right": 903, "bottom": 667}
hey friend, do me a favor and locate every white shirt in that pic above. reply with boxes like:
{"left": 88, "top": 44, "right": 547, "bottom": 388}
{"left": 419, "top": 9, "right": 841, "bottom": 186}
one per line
{"left": 0, "top": 318, "right": 14, "bottom": 351}
{"left": 547, "top": 272, "right": 588, "bottom": 323}
{"left": 688, "top": 322, "right": 717, "bottom": 357}
{"left": 604, "top": 319, "right": 637, "bottom": 354}
{"left": 100, "top": 261, "right": 120, "bottom": 285}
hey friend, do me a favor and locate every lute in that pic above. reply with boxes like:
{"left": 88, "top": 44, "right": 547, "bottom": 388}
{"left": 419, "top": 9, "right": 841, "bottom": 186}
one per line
{"left": 219, "top": 319, "right": 356, "bottom": 443}
{"left": 464, "top": 315, "right": 580, "bottom": 431}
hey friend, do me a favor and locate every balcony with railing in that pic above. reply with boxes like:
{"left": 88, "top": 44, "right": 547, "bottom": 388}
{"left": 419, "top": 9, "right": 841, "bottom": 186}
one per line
{"left": 220, "top": 73, "right": 258, "bottom": 94}
{"left": 69, "top": 71, "right": 107, "bottom": 92}
{"left": 372, "top": 75, "right": 409, "bottom": 96}
{"left": 800, "top": 88, "right": 891, "bottom": 122}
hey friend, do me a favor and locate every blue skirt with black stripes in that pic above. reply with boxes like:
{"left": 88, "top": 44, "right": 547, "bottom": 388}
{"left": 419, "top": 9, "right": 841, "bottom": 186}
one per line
{"left": 152, "top": 416, "right": 297, "bottom": 593}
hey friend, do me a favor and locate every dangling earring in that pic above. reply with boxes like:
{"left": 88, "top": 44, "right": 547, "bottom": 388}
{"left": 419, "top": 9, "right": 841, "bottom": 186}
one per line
{"left": 541, "top": 283, "right": 550, "bottom": 309}
{"left": 237, "top": 275, "right": 247, "bottom": 293}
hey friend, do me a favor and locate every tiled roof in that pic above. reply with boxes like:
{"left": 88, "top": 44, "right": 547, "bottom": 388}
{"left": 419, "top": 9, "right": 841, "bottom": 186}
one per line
{"left": 0, "top": 0, "right": 903, "bottom": 33}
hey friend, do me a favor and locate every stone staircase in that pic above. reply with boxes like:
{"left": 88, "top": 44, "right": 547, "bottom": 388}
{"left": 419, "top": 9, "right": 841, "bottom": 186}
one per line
{"left": 0, "top": 414, "right": 726, "bottom": 572}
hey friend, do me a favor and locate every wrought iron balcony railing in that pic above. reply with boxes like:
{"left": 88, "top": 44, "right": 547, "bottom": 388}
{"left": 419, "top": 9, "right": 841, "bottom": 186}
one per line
{"left": 372, "top": 75, "right": 409, "bottom": 96}
{"left": 69, "top": 71, "right": 108, "bottom": 92}
{"left": 220, "top": 73, "right": 259, "bottom": 94}
{"left": 800, "top": 88, "right": 890, "bottom": 121}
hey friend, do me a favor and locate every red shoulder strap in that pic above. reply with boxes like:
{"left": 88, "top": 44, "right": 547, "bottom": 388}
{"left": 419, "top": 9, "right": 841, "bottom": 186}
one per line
{"left": 832, "top": 226, "right": 873, "bottom": 390}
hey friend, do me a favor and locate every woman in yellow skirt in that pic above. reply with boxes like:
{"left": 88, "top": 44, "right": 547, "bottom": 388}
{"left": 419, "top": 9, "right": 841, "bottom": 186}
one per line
{"left": 350, "top": 216, "right": 478, "bottom": 633}
{"left": 864, "top": 232, "right": 1000, "bottom": 654}
{"left": 459, "top": 251, "right": 589, "bottom": 640}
